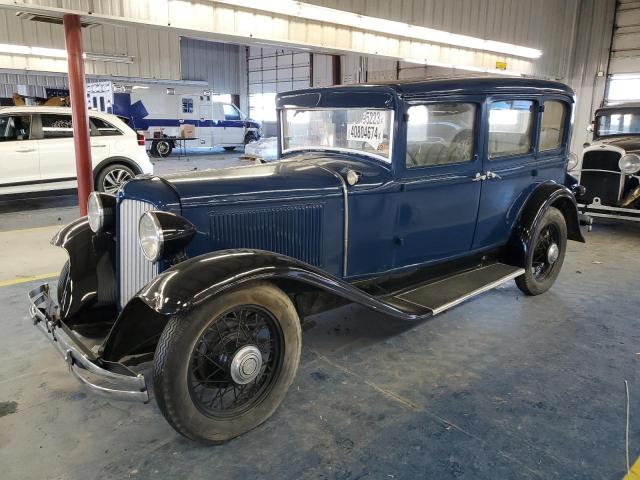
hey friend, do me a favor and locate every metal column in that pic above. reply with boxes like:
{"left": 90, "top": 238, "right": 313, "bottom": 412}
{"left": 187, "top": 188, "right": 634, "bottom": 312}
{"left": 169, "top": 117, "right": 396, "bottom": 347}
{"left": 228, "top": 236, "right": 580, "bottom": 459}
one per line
{"left": 63, "top": 14, "right": 93, "bottom": 215}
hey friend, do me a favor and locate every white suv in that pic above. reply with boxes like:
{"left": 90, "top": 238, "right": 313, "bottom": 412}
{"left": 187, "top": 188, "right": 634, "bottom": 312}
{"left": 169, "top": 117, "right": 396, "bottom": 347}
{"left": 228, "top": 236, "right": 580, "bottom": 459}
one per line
{"left": 0, "top": 106, "right": 153, "bottom": 196}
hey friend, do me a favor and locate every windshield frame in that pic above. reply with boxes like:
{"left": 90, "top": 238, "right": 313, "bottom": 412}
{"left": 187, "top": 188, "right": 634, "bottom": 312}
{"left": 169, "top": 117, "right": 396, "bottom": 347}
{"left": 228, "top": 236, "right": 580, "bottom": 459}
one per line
{"left": 279, "top": 107, "right": 395, "bottom": 164}
{"left": 595, "top": 108, "right": 640, "bottom": 138}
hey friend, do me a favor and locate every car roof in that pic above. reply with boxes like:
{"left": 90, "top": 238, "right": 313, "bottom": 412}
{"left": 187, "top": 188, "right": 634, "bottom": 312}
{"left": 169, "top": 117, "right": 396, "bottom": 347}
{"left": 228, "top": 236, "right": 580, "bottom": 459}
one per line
{"left": 596, "top": 103, "right": 640, "bottom": 114}
{"left": 279, "top": 76, "right": 574, "bottom": 99}
{"left": 0, "top": 105, "right": 120, "bottom": 118}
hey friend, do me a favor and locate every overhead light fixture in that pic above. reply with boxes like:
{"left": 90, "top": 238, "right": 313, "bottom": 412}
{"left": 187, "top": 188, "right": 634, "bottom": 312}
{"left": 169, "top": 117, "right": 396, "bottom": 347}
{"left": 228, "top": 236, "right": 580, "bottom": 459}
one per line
{"left": 214, "top": 0, "right": 543, "bottom": 59}
{"left": 402, "top": 58, "right": 524, "bottom": 77}
{"left": 0, "top": 43, "right": 133, "bottom": 63}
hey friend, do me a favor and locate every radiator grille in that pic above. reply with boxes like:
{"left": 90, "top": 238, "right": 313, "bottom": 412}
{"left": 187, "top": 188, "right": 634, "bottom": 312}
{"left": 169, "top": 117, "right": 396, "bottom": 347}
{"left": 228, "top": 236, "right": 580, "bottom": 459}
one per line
{"left": 118, "top": 198, "right": 159, "bottom": 307}
{"left": 210, "top": 205, "right": 324, "bottom": 266}
{"left": 581, "top": 150, "right": 624, "bottom": 205}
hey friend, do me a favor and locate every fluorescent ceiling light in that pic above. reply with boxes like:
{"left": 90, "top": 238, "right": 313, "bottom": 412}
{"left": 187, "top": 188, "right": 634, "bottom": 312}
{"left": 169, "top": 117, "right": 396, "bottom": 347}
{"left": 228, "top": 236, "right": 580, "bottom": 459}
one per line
{"left": 214, "top": 0, "right": 543, "bottom": 59}
{"left": 0, "top": 43, "right": 133, "bottom": 63}
{"left": 402, "top": 58, "right": 524, "bottom": 77}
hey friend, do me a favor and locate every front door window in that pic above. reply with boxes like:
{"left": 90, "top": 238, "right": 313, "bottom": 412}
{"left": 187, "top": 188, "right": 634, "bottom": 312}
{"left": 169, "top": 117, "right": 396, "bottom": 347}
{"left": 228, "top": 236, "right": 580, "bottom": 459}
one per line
{"left": 488, "top": 100, "right": 534, "bottom": 158}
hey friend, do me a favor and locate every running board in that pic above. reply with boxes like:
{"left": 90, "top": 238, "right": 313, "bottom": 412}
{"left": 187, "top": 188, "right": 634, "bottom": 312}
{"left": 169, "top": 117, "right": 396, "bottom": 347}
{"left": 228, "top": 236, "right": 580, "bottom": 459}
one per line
{"left": 391, "top": 263, "right": 525, "bottom": 315}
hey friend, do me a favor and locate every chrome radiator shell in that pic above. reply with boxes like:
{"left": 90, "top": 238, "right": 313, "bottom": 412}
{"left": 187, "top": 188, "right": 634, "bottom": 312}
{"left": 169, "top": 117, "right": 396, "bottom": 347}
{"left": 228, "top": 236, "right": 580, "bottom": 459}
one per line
{"left": 118, "top": 198, "right": 159, "bottom": 308}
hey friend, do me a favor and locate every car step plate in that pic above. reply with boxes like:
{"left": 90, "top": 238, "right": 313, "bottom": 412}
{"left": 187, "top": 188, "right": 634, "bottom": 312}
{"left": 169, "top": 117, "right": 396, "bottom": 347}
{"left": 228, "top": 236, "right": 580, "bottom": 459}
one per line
{"left": 393, "top": 263, "right": 525, "bottom": 315}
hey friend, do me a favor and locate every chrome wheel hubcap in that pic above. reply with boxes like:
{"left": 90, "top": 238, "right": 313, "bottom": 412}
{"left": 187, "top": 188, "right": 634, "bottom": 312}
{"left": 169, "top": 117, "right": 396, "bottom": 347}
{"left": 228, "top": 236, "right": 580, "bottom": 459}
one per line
{"left": 547, "top": 243, "right": 559, "bottom": 264}
{"left": 230, "top": 345, "right": 263, "bottom": 385}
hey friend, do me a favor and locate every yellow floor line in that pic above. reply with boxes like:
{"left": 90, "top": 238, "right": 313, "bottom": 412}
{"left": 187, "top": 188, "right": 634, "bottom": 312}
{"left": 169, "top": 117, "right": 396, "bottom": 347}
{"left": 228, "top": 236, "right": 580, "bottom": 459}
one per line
{"left": 623, "top": 457, "right": 640, "bottom": 480}
{"left": 0, "top": 272, "right": 58, "bottom": 288}
{"left": 0, "top": 224, "right": 63, "bottom": 234}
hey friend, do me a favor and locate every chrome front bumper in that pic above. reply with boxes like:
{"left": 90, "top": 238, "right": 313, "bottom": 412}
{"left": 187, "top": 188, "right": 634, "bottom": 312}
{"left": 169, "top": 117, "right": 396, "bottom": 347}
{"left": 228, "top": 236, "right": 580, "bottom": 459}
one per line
{"left": 28, "top": 284, "right": 149, "bottom": 403}
{"left": 579, "top": 201, "right": 640, "bottom": 222}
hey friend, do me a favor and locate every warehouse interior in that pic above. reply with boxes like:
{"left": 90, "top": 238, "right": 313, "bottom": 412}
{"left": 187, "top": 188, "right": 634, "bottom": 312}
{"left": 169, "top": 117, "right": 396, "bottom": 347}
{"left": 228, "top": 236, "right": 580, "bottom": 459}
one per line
{"left": 1, "top": 1, "right": 640, "bottom": 479}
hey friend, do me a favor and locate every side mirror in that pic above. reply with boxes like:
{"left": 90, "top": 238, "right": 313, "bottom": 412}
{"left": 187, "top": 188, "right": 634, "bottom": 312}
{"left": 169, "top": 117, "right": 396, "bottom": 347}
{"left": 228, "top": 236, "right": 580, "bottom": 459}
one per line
{"left": 586, "top": 123, "right": 594, "bottom": 133}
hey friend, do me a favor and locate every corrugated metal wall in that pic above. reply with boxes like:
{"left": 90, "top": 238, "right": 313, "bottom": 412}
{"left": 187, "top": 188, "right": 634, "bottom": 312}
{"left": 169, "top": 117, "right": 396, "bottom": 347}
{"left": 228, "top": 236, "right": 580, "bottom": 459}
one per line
{"left": 180, "top": 38, "right": 241, "bottom": 93}
{"left": 0, "top": 71, "right": 67, "bottom": 98}
{"left": 568, "top": 0, "right": 617, "bottom": 157}
{"left": 306, "top": 0, "right": 579, "bottom": 80}
{"left": 0, "top": 10, "right": 181, "bottom": 80}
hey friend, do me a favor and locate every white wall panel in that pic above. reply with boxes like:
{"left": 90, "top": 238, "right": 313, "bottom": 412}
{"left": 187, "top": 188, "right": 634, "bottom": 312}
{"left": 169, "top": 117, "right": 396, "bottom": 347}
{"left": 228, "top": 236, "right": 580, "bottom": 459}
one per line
{"left": 0, "top": 10, "right": 181, "bottom": 80}
{"left": 180, "top": 37, "right": 241, "bottom": 93}
{"left": 610, "top": 0, "right": 640, "bottom": 75}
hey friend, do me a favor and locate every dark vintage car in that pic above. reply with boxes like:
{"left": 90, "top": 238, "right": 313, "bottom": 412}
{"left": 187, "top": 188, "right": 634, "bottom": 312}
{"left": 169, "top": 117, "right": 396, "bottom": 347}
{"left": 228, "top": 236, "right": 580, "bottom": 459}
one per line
{"left": 29, "top": 78, "right": 585, "bottom": 443}
{"left": 577, "top": 103, "right": 640, "bottom": 221}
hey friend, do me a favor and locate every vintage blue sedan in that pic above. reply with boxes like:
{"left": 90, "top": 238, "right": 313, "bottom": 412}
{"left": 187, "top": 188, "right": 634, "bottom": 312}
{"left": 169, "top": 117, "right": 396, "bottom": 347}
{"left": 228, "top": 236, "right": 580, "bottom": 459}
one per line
{"left": 29, "top": 77, "right": 585, "bottom": 443}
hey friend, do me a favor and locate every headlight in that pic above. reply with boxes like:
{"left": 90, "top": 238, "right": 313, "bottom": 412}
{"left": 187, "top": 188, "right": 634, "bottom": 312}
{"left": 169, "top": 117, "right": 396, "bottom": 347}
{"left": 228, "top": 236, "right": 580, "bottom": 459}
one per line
{"left": 87, "top": 192, "right": 116, "bottom": 233}
{"left": 619, "top": 154, "right": 640, "bottom": 174}
{"left": 138, "top": 212, "right": 164, "bottom": 262}
{"left": 138, "top": 211, "right": 196, "bottom": 262}
{"left": 567, "top": 152, "right": 579, "bottom": 172}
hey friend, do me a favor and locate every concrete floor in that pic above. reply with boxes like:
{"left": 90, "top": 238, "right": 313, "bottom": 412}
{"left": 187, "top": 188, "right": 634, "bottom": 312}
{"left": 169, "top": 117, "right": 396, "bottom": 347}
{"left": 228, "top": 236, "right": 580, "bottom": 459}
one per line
{"left": 0, "top": 151, "right": 639, "bottom": 479}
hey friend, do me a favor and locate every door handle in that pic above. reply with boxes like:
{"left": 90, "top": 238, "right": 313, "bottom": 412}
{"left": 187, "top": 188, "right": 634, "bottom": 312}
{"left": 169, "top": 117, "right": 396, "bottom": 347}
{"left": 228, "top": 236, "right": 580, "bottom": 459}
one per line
{"left": 486, "top": 171, "right": 502, "bottom": 180}
{"left": 15, "top": 148, "right": 36, "bottom": 153}
{"left": 473, "top": 172, "right": 487, "bottom": 182}
{"left": 91, "top": 144, "right": 107, "bottom": 148}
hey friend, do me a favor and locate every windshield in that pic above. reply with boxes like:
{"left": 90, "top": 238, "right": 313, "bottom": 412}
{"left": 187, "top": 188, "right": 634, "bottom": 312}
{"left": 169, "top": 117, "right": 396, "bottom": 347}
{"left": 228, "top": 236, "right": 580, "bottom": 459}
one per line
{"left": 281, "top": 108, "right": 393, "bottom": 161}
{"left": 596, "top": 112, "right": 640, "bottom": 137}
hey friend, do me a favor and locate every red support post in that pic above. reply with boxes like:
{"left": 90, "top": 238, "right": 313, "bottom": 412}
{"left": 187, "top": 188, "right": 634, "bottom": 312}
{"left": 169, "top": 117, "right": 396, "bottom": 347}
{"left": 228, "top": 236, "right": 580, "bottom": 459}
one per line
{"left": 63, "top": 14, "right": 92, "bottom": 215}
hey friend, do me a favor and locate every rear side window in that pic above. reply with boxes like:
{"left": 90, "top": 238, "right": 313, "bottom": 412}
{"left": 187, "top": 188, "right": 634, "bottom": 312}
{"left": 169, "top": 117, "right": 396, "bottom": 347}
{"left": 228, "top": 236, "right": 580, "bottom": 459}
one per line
{"left": 0, "top": 115, "right": 31, "bottom": 141}
{"left": 41, "top": 114, "right": 74, "bottom": 139}
{"left": 405, "top": 103, "right": 476, "bottom": 168}
{"left": 91, "top": 117, "right": 122, "bottom": 136}
{"left": 539, "top": 100, "right": 567, "bottom": 151}
{"left": 223, "top": 104, "right": 241, "bottom": 121}
{"left": 182, "top": 98, "right": 194, "bottom": 114}
{"left": 488, "top": 100, "right": 534, "bottom": 158}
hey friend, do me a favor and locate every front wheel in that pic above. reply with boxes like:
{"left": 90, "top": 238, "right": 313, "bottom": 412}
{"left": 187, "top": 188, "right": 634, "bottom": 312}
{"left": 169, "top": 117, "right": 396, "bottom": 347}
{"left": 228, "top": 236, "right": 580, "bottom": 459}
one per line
{"left": 152, "top": 282, "right": 301, "bottom": 443}
{"left": 515, "top": 206, "right": 567, "bottom": 296}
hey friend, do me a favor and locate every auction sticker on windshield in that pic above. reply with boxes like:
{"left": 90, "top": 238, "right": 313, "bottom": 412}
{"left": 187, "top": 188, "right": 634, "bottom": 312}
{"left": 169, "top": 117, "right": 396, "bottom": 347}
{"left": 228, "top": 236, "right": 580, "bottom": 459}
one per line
{"left": 347, "top": 111, "right": 385, "bottom": 149}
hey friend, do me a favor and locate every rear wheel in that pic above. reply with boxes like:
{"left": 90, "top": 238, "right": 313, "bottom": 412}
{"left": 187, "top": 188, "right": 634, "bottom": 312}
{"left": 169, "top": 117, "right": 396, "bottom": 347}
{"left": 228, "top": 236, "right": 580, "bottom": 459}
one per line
{"left": 244, "top": 132, "right": 258, "bottom": 145}
{"left": 515, "top": 206, "right": 567, "bottom": 296}
{"left": 153, "top": 282, "right": 301, "bottom": 443}
{"left": 150, "top": 139, "right": 172, "bottom": 157}
{"left": 96, "top": 163, "right": 135, "bottom": 194}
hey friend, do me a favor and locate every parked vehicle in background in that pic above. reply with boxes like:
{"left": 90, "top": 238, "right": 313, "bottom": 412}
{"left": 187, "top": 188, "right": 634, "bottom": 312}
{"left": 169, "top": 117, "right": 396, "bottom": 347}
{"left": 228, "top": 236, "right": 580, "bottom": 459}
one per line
{"left": 577, "top": 103, "right": 640, "bottom": 222}
{"left": 87, "top": 82, "right": 262, "bottom": 157}
{"left": 242, "top": 136, "right": 278, "bottom": 162}
{"left": 0, "top": 106, "right": 153, "bottom": 196}
{"left": 29, "top": 78, "right": 585, "bottom": 444}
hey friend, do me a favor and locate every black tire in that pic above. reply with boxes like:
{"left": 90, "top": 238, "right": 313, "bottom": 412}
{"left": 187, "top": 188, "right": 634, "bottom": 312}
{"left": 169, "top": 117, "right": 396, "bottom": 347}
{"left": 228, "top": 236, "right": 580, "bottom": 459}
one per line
{"left": 96, "top": 163, "right": 136, "bottom": 194}
{"left": 223, "top": 146, "right": 236, "bottom": 151}
{"left": 151, "top": 139, "right": 172, "bottom": 157}
{"left": 515, "top": 206, "right": 567, "bottom": 296}
{"left": 57, "top": 260, "right": 70, "bottom": 305}
{"left": 153, "top": 282, "right": 302, "bottom": 443}
{"left": 244, "top": 132, "right": 258, "bottom": 145}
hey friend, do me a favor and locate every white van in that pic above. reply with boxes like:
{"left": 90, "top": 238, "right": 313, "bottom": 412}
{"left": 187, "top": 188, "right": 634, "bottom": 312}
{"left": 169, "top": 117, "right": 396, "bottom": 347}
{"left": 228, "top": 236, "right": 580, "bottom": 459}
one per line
{"left": 0, "top": 106, "right": 153, "bottom": 196}
{"left": 87, "top": 83, "right": 262, "bottom": 157}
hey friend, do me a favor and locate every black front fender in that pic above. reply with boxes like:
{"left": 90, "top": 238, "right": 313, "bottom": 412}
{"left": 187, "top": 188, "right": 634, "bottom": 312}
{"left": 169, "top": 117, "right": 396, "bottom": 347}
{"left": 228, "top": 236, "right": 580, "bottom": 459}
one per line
{"left": 52, "top": 217, "right": 117, "bottom": 323}
{"left": 507, "top": 182, "right": 585, "bottom": 268}
{"left": 101, "top": 249, "right": 429, "bottom": 362}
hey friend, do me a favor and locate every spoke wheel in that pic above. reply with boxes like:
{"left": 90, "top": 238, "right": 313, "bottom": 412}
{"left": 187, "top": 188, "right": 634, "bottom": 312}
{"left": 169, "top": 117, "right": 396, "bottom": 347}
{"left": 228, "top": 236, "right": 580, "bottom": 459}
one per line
{"left": 187, "top": 306, "right": 283, "bottom": 418}
{"left": 515, "top": 206, "right": 567, "bottom": 296}
{"left": 152, "top": 282, "right": 301, "bottom": 443}
{"left": 100, "top": 166, "right": 133, "bottom": 194}
{"left": 530, "top": 223, "right": 560, "bottom": 282}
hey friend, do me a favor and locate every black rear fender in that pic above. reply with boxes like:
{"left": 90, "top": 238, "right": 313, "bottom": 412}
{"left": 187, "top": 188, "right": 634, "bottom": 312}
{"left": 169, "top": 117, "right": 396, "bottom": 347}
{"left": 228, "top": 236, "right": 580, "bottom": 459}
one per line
{"left": 101, "top": 249, "right": 428, "bottom": 362}
{"left": 52, "top": 217, "right": 117, "bottom": 324}
{"left": 506, "top": 182, "right": 585, "bottom": 267}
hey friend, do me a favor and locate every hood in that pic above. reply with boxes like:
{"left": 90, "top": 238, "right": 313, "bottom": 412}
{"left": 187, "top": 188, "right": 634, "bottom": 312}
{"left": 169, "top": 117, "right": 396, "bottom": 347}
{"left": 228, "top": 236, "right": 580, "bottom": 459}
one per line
{"left": 159, "top": 155, "right": 345, "bottom": 206}
{"left": 593, "top": 136, "right": 640, "bottom": 153}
